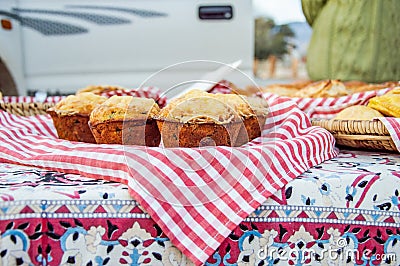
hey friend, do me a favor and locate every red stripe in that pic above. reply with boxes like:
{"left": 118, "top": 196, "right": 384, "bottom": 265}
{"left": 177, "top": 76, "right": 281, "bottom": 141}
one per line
{"left": 354, "top": 174, "right": 381, "bottom": 208}
{"left": 123, "top": 151, "right": 224, "bottom": 249}
{"left": 142, "top": 148, "right": 253, "bottom": 215}
{"left": 6, "top": 111, "right": 49, "bottom": 137}
{"left": 0, "top": 92, "right": 340, "bottom": 265}
{"left": 126, "top": 186, "right": 206, "bottom": 265}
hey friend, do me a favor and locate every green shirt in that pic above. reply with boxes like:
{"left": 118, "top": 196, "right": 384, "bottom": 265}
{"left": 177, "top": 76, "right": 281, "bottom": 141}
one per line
{"left": 302, "top": 0, "right": 400, "bottom": 83}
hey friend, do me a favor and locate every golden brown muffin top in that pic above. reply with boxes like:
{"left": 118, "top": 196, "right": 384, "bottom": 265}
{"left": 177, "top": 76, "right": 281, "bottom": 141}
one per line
{"left": 159, "top": 90, "right": 240, "bottom": 124}
{"left": 245, "top": 96, "right": 269, "bottom": 117}
{"left": 49, "top": 92, "right": 107, "bottom": 116}
{"left": 159, "top": 90, "right": 269, "bottom": 123}
{"left": 76, "top": 85, "right": 126, "bottom": 95}
{"left": 90, "top": 95, "right": 160, "bottom": 124}
{"left": 214, "top": 94, "right": 269, "bottom": 118}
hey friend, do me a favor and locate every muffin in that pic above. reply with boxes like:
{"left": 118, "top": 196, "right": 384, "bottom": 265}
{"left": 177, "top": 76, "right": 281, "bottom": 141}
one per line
{"left": 47, "top": 92, "right": 107, "bottom": 143}
{"left": 238, "top": 96, "right": 269, "bottom": 144}
{"left": 89, "top": 96, "right": 161, "bottom": 146}
{"left": 215, "top": 94, "right": 269, "bottom": 146}
{"left": 76, "top": 85, "right": 125, "bottom": 95}
{"left": 156, "top": 91, "right": 242, "bottom": 148}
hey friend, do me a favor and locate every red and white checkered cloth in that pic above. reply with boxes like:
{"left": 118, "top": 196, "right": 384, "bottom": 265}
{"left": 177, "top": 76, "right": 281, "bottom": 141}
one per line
{"left": 260, "top": 87, "right": 400, "bottom": 153}
{"left": 378, "top": 117, "right": 400, "bottom": 152}
{"left": 0, "top": 94, "right": 337, "bottom": 265}
{"left": 1, "top": 95, "right": 66, "bottom": 103}
{"left": 262, "top": 87, "right": 395, "bottom": 119}
{"left": 0, "top": 86, "right": 167, "bottom": 107}
{"left": 99, "top": 86, "right": 167, "bottom": 107}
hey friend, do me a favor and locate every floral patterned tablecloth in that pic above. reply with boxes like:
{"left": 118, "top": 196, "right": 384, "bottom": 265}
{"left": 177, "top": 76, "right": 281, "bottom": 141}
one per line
{"left": 0, "top": 149, "right": 399, "bottom": 265}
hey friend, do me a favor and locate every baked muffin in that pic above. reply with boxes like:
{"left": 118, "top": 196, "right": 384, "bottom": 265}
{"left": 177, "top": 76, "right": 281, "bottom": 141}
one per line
{"left": 238, "top": 96, "right": 269, "bottom": 145}
{"left": 47, "top": 92, "right": 107, "bottom": 143}
{"left": 156, "top": 91, "right": 242, "bottom": 148}
{"left": 89, "top": 95, "right": 161, "bottom": 146}
{"left": 76, "top": 85, "right": 125, "bottom": 95}
{"left": 215, "top": 94, "right": 269, "bottom": 146}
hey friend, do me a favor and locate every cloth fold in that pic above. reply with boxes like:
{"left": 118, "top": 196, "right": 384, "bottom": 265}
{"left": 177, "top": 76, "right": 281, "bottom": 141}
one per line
{"left": 0, "top": 95, "right": 337, "bottom": 265}
{"left": 262, "top": 87, "right": 394, "bottom": 119}
{"left": 378, "top": 117, "right": 400, "bottom": 152}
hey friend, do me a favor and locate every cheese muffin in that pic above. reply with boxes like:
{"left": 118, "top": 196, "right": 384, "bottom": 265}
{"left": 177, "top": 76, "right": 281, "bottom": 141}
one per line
{"left": 215, "top": 94, "right": 269, "bottom": 146}
{"left": 47, "top": 92, "right": 107, "bottom": 143}
{"left": 89, "top": 95, "right": 161, "bottom": 146}
{"left": 156, "top": 91, "right": 242, "bottom": 148}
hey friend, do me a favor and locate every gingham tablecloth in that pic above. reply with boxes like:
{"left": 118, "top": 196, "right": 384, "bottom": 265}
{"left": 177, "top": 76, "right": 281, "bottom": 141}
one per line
{"left": 261, "top": 87, "right": 395, "bottom": 119}
{"left": 378, "top": 117, "right": 400, "bottom": 152}
{"left": 1, "top": 149, "right": 400, "bottom": 265}
{"left": 262, "top": 87, "right": 400, "bottom": 153}
{"left": 0, "top": 90, "right": 338, "bottom": 264}
{"left": 0, "top": 86, "right": 167, "bottom": 107}
{"left": 2, "top": 81, "right": 400, "bottom": 263}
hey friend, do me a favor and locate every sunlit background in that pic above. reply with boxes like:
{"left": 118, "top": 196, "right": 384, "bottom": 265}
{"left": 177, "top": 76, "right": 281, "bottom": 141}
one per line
{"left": 252, "top": 0, "right": 311, "bottom": 81}
{"left": 253, "top": 0, "right": 305, "bottom": 24}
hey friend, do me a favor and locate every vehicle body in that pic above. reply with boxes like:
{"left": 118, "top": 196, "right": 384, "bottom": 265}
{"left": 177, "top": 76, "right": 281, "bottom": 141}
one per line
{"left": 0, "top": 0, "right": 253, "bottom": 95}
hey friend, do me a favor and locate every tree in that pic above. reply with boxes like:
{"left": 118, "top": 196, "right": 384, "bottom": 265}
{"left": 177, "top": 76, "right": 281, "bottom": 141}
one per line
{"left": 254, "top": 17, "right": 295, "bottom": 60}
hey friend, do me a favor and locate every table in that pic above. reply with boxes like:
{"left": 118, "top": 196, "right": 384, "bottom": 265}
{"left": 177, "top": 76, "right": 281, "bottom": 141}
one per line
{"left": 0, "top": 149, "right": 399, "bottom": 265}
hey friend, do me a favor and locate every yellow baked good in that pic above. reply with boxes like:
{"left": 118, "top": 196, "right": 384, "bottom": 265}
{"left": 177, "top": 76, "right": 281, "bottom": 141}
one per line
{"left": 261, "top": 80, "right": 399, "bottom": 98}
{"left": 386, "top": 87, "right": 400, "bottom": 95}
{"left": 50, "top": 92, "right": 107, "bottom": 116}
{"left": 47, "top": 92, "right": 107, "bottom": 143}
{"left": 159, "top": 93, "right": 238, "bottom": 124}
{"left": 76, "top": 85, "right": 126, "bottom": 95}
{"left": 262, "top": 80, "right": 313, "bottom": 97}
{"left": 368, "top": 94, "right": 400, "bottom": 118}
{"left": 333, "top": 105, "right": 384, "bottom": 120}
{"left": 215, "top": 94, "right": 268, "bottom": 145}
{"left": 157, "top": 91, "right": 242, "bottom": 148}
{"left": 89, "top": 96, "right": 161, "bottom": 146}
{"left": 295, "top": 80, "right": 349, "bottom": 98}
{"left": 261, "top": 84, "right": 301, "bottom": 97}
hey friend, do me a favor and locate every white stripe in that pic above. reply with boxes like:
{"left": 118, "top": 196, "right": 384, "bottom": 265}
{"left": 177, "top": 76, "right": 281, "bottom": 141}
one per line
{"left": 378, "top": 117, "right": 400, "bottom": 152}
{"left": 147, "top": 148, "right": 245, "bottom": 222}
{"left": 139, "top": 189, "right": 209, "bottom": 262}
{"left": 0, "top": 151, "right": 129, "bottom": 181}
{"left": 127, "top": 148, "right": 239, "bottom": 234}
{"left": 2, "top": 112, "right": 45, "bottom": 135}
{"left": 124, "top": 154, "right": 221, "bottom": 247}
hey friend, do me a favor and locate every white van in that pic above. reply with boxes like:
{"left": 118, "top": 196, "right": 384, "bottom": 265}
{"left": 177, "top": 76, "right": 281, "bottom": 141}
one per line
{"left": 0, "top": 1, "right": 253, "bottom": 95}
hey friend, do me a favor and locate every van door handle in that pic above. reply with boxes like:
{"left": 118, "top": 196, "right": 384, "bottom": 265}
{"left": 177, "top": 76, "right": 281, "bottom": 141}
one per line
{"left": 198, "top": 6, "right": 233, "bottom": 20}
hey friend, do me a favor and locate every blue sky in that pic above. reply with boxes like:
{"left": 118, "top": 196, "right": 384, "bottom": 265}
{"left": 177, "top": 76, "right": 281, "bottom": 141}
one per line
{"left": 253, "top": 0, "right": 306, "bottom": 24}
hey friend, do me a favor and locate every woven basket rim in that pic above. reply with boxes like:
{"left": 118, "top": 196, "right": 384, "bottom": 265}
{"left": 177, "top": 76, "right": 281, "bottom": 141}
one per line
{"left": 0, "top": 101, "right": 55, "bottom": 116}
{"left": 311, "top": 118, "right": 390, "bottom": 136}
{"left": 312, "top": 118, "right": 397, "bottom": 152}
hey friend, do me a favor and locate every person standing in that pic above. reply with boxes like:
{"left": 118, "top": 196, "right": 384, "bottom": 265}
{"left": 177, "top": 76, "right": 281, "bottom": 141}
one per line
{"left": 302, "top": 0, "right": 400, "bottom": 83}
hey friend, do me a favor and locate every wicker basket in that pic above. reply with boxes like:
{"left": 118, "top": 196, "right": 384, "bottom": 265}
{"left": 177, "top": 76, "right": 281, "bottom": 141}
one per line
{"left": 312, "top": 119, "right": 398, "bottom": 152}
{"left": 0, "top": 102, "right": 55, "bottom": 116}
